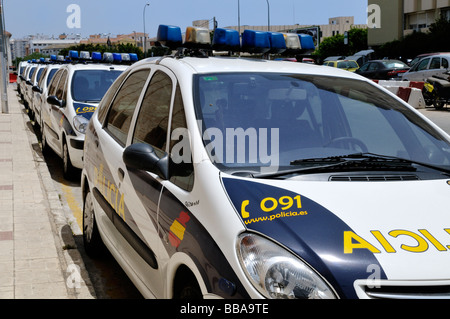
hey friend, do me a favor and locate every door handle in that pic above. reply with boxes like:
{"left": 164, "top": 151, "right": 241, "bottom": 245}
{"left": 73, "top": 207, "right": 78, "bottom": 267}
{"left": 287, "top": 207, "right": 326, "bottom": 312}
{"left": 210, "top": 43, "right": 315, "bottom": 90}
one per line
{"left": 118, "top": 168, "right": 125, "bottom": 182}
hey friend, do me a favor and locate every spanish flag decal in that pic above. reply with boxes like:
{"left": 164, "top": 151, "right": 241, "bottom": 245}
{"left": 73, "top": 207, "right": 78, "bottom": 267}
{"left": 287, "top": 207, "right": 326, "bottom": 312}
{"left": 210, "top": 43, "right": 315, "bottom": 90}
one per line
{"left": 169, "top": 212, "right": 190, "bottom": 248}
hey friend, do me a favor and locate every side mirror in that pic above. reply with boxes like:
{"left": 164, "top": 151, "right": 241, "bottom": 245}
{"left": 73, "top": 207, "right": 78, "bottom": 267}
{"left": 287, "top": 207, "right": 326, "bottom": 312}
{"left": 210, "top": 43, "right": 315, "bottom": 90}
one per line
{"left": 47, "top": 95, "right": 66, "bottom": 107}
{"left": 123, "top": 143, "right": 169, "bottom": 180}
{"left": 32, "top": 85, "right": 42, "bottom": 93}
{"left": 26, "top": 80, "right": 32, "bottom": 86}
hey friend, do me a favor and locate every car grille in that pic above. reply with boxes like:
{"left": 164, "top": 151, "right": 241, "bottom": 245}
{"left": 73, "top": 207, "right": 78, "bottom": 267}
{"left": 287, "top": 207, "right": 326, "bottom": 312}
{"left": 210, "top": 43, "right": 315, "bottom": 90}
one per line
{"left": 329, "top": 175, "right": 419, "bottom": 182}
{"left": 355, "top": 280, "right": 450, "bottom": 299}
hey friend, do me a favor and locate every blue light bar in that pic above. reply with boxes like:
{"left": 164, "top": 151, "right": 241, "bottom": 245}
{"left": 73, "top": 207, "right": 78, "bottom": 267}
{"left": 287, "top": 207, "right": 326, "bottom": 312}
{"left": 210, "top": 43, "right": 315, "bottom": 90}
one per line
{"left": 129, "top": 53, "right": 138, "bottom": 62}
{"left": 69, "top": 50, "right": 79, "bottom": 59}
{"left": 241, "top": 30, "right": 270, "bottom": 54}
{"left": 298, "top": 34, "right": 315, "bottom": 51}
{"left": 50, "top": 55, "right": 57, "bottom": 61}
{"left": 113, "top": 53, "right": 122, "bottom": 63}
{"left": 212, "top": 28, "right": 240, "bottom": 52}
{"left": 80, "top": 51, "right": 91, "bottom": 59}
{"left": 268, "top": 32, "right": 286, "bottom": 54}
{"left": 157, "top": 25, "right": 183, "bottom": 49}
{"left": 92, "top": 52, "right": 102, "bottom": 61}
{"left": 39, "top": 57, "right": 45, "bottom": 63}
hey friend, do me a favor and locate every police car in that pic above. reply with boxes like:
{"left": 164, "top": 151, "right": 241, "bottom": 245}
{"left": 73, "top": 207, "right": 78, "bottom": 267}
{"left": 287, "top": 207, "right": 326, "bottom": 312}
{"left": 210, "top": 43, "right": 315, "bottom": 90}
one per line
{"left": 16, "top": 60, "right": 29, "bottom": 98}
{"left": 40, "top": 51, "right": 130, "bottom": 179}
{"left": 81, "top": 25, "right": 450, "bottom": 299}
{"left": 31, "top": 58, "right": 62, "bottom": 130}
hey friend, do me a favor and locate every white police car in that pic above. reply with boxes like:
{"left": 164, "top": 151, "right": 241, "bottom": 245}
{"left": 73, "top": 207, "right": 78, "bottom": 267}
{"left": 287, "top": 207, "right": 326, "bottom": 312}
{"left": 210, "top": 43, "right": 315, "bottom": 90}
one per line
{"left": 40, "top": 51, "right": 130, "bottom": 179}
{"left": 31, "top": 59, "right": 62, "bottom": 130}
{"left": 81, "top": 25, "right": 450, "bottom": 299}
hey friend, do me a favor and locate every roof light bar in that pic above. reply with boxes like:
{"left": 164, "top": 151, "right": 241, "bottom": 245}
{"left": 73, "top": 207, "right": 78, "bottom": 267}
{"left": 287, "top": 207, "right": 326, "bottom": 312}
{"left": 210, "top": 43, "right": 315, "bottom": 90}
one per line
{"left": 241, "top": 30, "right": 271, "bottom": 54}
{"left": 157, "top": 25, "right": 183, "bottom": 50}
{"left": 212, "top": 28, "right": 240, "bottom": 52}
{"left": 268, "top": 32, "right": 287, "bottom": 54}
{"left": 298, "top": 34, "right": 315, "bottom": 51}
{"left": 185, "top": 26, "right": 211, "bottom": 49}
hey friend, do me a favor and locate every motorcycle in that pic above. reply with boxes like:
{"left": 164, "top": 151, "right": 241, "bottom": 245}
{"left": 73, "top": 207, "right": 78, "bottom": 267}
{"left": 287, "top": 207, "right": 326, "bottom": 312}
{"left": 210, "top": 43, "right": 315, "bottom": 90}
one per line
{"left": 423, "top": 71, "right": 450, "bottom": 109}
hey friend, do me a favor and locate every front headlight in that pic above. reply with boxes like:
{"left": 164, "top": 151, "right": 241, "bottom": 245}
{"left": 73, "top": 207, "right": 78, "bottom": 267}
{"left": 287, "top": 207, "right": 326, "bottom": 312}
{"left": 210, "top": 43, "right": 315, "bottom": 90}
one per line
{"left": 237, "top": 233, "right": 337, "bottom": 299}
{"left": 73, "top": 115, "right": 89, "bottom": 134}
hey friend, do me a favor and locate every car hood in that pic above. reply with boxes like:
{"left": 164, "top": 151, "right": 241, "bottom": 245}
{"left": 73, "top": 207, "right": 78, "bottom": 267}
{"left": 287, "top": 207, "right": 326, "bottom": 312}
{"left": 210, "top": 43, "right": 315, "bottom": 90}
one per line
{"left": 222, "top": 176, "right": 450, "bottom": 298}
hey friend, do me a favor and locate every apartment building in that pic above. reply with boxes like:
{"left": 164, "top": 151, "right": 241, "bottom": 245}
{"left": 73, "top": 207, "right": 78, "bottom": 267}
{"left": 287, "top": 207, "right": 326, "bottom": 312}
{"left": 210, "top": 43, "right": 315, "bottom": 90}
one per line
{"left": 368, "top": 0, "right": 450, "bottom": 46}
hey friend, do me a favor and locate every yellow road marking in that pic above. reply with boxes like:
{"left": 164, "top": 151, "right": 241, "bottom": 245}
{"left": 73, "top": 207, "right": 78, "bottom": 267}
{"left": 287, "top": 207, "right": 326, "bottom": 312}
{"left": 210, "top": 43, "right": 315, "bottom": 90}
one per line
{"left": 61, "top": 183, "right": 83, "bottom": 230}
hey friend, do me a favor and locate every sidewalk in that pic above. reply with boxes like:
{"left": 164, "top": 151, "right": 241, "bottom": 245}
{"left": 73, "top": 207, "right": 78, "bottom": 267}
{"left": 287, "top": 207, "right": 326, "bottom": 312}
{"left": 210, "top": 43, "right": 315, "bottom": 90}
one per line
{"left": 0, "top": 84, "right": 94, "bottom": 299}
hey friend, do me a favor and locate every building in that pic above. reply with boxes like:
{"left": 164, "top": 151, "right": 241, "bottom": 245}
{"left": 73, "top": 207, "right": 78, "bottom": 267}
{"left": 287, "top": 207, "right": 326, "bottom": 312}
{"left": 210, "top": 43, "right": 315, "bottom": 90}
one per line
{"left": 80, "top": 32, "right": 148, "bottom": 50}
{"left": 368, "top": 0, "right": 450, "bottom": 46}
{"left": 223, "top": 16, "right": 367, "bottom": 45}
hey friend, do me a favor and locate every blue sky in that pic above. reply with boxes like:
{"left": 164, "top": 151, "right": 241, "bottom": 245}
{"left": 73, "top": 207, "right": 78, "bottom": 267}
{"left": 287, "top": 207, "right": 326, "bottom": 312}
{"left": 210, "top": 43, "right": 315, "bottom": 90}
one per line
{"left": 4, "top": 0, "right": 368, "bottom": 39}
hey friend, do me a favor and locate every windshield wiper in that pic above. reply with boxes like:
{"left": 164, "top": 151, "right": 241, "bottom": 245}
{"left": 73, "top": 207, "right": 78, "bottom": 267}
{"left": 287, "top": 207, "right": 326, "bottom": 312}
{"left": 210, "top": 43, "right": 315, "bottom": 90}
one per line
{"left": 254, "top": 153, "right": 450, "bottom": 179}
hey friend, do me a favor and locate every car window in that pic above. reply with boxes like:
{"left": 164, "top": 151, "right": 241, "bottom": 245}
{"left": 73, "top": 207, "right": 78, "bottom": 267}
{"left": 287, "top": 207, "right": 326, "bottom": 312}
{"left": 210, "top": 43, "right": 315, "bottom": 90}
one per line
{"left": 46, "top": 68, "right": 58, "bottom": 88}
{"left": 133, "top": 70, "right": 172, "bottom": 152}
{"left": 429, "top": 57, "right": 441, "bottom": 69}
{"left": 55, "top": 70, "right": 68, "bottom": 101}
{"left": 442, "top": 58, "right": 449, "bottom": 69}
{"left": 71, "top": 69, "right": 123, "bottom": 102}
{"left": 48, "top": 69, "right": 64, "bottom": 96}
{"left": 417, "top": 58, "right": 430, "bottom": 71}
{"left": 169, "top": 84, "right": 194, "bottom": 191}
{"left": 359, "top": 63, "right": 369, "bottom": 72}
{"left": 194, "top": 73, "right": 450, "bottom": 173}
{"left": 105, "top": 69, "right": 150, "bottom": 146}
{"left": 37, "top": 68, "right": 48, "bottom": 88}
{"left": 368, "top": 63, "right": 378, "bottom": 71}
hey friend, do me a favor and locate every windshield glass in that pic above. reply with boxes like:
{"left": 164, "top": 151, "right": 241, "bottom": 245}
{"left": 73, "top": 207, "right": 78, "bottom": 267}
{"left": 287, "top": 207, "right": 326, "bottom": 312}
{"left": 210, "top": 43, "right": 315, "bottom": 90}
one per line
{"left": 71, "top": 69, "right": 123, "bottom": 102}
{"left": 337, "top": 61, "right": 358, "bottom": 69}
{"left": 194, "top": 73, "right": 450, "bottom": 175}
{"left": 382, "top": 61, "right": 408, "bottom": 69}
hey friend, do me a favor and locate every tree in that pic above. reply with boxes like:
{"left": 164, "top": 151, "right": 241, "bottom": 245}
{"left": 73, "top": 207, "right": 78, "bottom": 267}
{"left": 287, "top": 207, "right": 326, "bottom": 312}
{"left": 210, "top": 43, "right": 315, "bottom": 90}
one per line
{"left": 313, "top": 27, "right": 368, "bottom": 61}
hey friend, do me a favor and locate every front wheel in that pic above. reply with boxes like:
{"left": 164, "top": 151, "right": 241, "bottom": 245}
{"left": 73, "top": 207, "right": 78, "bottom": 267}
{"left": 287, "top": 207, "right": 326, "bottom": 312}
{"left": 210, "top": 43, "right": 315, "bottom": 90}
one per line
{"left": 63, "top": 139, "right": 77, "bottom": 180}
{"left": 83, "top": 190, "right": 106, "bottom": 257}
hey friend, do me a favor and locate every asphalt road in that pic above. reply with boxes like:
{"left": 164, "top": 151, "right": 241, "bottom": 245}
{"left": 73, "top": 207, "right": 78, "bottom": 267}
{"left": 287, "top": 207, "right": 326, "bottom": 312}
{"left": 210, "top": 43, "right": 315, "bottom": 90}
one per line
{"left": 419, "top": 106, "right": 450, "bottom": 134}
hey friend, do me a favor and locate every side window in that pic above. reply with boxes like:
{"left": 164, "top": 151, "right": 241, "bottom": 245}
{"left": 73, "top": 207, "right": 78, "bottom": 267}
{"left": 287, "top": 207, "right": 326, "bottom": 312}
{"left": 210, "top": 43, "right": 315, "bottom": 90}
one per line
{"left": 55, "top": 70, "right": 67, "bottom": 101}
{"left": 417, "top": 58, "right": 430, "bottom": 71}
{"left": 368, "top": 63, "right": 378, "bottom": 71}
{"left": 105, "top": 69, "right": 150, "bottom": 146}
{"left": 48, "top": 70, "right": 63, "bottom": 96}
{"left": 429, "top": 57, "right": 441, "bottom": 69}
{"left": 97, "top": 70, "right": 130, "bottom": 124}
{"left": 169, "top": 84, "right": 194, "bottom": 191}
{"left": 37, "top": 68, "right": 48, "bottom": 88}
{"left": 442, "top": 58, "right": 449, "bottom": 69}
{"left": 133, "top": 70, "right": 172, "bottom": 151}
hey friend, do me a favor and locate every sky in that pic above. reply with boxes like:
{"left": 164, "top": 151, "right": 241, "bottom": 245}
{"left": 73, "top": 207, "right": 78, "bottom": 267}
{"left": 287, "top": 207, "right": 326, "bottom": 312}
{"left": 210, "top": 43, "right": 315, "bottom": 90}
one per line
{"left": 4, "top": 0, "right": 368, "bottom": 39}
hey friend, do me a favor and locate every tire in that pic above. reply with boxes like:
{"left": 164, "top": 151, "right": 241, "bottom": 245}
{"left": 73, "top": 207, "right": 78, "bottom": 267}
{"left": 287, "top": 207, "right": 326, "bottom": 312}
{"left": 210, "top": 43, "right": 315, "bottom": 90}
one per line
{"left": 41, "top": 125, "right": 50, "bottom": 156}
{"left": 173, "top": 267, "right": 203, "bottom": 299}
{"left": 63, "top": 139, "right": 77, "bottom": 180}
{"left": 83, "top": 190, "right": 107, "bottom": 257}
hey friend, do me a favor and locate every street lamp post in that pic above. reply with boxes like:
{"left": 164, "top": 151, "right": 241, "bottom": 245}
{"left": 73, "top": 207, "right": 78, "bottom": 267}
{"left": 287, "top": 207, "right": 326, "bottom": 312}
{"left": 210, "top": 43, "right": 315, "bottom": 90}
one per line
{"left": 143, "top": 3, "right": 150, "bottom": 58}
{"left": 266, "top": 0, "right": 271, "bottom": 32}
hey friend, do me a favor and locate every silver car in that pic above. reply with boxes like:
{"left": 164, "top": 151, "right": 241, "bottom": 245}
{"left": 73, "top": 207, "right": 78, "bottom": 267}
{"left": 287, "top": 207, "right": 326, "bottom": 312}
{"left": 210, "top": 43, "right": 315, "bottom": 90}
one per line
{"left": 402, "top": 54, "right": 450, "bottom": 82}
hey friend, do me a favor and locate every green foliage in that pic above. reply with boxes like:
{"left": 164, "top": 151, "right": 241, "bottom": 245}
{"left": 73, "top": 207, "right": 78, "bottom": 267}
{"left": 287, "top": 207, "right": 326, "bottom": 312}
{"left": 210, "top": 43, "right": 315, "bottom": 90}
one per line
{"left": 13, "top": 52, "right": 49, "bottom": 67}
{"left": 376, "top": 17, "right": 450, "bottom": 59}
{"left": 313, "top": 28, "right": 368, "bottom": 61}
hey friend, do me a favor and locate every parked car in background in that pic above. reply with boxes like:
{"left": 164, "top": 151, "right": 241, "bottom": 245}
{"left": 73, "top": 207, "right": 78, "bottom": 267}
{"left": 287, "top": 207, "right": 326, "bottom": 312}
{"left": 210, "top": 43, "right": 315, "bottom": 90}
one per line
{"left": 324, "top": 60, "right": 359, "bottom": 72}
{"left": 402, "top": 54, "right": 450, "bottom": 82}
{"left": 409, "top": 52, "right": 450, "bottom": 68}
{"left": 355, "top": 60, "right": 410, "bottom": 80}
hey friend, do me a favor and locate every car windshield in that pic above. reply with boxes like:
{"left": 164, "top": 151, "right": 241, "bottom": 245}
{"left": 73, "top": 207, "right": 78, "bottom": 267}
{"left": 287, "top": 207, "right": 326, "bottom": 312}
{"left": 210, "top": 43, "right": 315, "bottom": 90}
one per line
{"left": 194, "top": 73, "right": 450, "bottom": 175}
{"left": 337, "top": 61, "right": 358, "bottom": 69}
{"left": 382, "top": 61, "right": 408, "bottom": 69}
{"left": 71, "top": 69, "right": 123, "bottom": 102}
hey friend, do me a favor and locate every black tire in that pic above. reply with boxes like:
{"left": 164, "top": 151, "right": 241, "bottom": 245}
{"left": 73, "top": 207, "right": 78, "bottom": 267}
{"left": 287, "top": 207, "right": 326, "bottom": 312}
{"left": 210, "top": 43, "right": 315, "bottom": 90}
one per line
{"left": 83, "top": 190, "right": 107, "bottom": 257}
{"left": 41, "top": 125, "right": 50, "bottom": 156}
{"left": 63, "top": 139, "right": 77, "bottom": 180}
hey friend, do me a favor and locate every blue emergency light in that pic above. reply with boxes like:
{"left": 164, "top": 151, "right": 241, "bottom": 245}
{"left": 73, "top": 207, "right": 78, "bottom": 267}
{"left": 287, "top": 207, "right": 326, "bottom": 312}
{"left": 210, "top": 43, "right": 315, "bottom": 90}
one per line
{"left": 113, "top": 53, "right": 122, "bottom": 63}
{"left": 241, "top": 30, "right": 271, "bottom": 54}
{"left": 69, "top": 50, "right": 79, "bottom": 59}
{"left": 268, "top": 32, "right": 287, "bottom": 54}
{"left": 129, "top": 53, "right": 138, "bottom": 62}
{"left": 298, "top": 34, "right": 315, "bottom": 51}
{"left": 92, "top": 52, "right": 102, "bottom": 62}
{"left": 157, "top": 25, "right": 183, "bottom": 49}
{"left": 212, "top": 28, "right": 240, "bottom": 52}
{"left": 50, "top": 55, "right": 57, "bottom": 62}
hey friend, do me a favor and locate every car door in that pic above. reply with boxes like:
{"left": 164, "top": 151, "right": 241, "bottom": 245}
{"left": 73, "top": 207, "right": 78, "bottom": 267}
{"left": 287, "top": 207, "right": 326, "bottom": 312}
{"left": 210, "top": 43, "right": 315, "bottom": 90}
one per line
{"left": 42, "top": 69, "right": 64, "bottom": 145}
{"left": 47, "top": 69, "right": 68, "bottom": 156}
{"left": 413, "top": 57, "right": 431, "bottom": 81}
{"left": 95, "top": 66, "right": 168, "bottom": 296}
